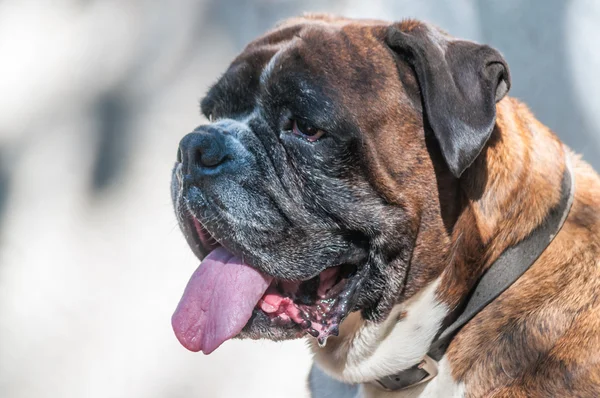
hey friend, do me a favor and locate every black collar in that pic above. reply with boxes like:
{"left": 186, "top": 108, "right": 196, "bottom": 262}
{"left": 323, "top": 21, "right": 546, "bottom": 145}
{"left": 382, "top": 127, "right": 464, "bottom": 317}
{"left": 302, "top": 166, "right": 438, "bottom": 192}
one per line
{"left": 372, "top": 153, "right": 576, "bottom": 391}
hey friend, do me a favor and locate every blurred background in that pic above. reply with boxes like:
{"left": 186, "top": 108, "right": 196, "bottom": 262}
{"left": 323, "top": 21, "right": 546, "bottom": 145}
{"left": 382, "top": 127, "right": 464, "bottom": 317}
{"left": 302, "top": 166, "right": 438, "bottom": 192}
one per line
{"left": 0, "top": 1, "right": 598, "bottom": 397}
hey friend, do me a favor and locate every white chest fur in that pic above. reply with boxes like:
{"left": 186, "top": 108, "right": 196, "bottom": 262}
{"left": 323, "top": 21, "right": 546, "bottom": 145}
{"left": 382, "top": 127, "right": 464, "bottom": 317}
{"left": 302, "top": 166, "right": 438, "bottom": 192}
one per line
{"left": 311, "top": 277, "right": 464, "bottom": 397}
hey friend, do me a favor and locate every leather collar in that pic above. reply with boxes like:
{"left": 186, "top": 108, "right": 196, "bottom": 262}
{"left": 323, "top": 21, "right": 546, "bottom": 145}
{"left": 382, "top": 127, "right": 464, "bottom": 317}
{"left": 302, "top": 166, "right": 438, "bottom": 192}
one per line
{"left": 372, "top": 151, "right": 576, "bottom": 391}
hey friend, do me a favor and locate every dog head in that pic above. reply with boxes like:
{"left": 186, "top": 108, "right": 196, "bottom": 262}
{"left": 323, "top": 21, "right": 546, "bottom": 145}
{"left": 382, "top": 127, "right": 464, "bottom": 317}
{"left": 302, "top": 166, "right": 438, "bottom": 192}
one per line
{"left": 170, "top": 15, "right": 510, "bottom": 355}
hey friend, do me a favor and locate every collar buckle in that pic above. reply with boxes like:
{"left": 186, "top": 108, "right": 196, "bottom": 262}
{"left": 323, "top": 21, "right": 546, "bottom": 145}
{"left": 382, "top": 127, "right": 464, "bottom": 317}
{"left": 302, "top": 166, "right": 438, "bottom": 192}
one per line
{"left": 372, "top": 355, "right": 439, "bottom": 391}
{"left": 416, "top": 354, "right": 439, "bottom": 383}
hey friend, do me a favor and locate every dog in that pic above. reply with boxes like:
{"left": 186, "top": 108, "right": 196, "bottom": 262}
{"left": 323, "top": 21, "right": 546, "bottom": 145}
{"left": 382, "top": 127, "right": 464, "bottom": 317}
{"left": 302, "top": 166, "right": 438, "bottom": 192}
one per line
{"left": 170, "top": 14, "right": 600, "bottom": 397}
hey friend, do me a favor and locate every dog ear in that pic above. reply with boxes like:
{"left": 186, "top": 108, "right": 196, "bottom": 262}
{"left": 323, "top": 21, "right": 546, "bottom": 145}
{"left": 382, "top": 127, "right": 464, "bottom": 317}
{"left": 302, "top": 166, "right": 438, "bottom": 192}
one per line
{"left": 386, "top": 23, "right": 511, "bottom": 178}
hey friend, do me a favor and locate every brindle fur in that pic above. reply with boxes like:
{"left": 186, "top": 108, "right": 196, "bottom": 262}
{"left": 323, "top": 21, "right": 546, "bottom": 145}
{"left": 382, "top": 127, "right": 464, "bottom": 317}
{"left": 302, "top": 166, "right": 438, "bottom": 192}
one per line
{"left": 192, "top": 14, "right": 600, "bottom": 396}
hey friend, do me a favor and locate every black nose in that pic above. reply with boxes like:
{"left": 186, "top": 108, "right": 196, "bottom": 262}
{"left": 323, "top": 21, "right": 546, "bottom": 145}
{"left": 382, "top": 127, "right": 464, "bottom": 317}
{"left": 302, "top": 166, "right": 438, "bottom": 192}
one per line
{"left": 178, "top": 127, "right": 229, "bottom": 170}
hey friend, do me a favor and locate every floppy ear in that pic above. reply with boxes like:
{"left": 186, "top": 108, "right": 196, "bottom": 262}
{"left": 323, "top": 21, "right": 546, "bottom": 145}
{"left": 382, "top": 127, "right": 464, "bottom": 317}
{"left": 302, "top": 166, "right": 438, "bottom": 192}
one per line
{"left": 386, "top": 23, "right": 511, "bottom": 178}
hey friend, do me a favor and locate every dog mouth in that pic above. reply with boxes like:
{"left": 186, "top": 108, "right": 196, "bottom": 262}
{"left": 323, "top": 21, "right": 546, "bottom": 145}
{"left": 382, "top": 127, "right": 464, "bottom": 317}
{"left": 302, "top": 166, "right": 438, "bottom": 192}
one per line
{"left": 171, "top": 213, "right": 366, "bottom": 354}
{"left": 255, "top": 260, "right": 362, "bottom": 343}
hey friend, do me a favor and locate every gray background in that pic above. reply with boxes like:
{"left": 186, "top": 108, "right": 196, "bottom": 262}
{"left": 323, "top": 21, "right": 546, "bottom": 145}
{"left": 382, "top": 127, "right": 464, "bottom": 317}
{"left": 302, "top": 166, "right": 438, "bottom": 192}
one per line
{"left": 0, "top": 1, "right": 598, "bottom": 397}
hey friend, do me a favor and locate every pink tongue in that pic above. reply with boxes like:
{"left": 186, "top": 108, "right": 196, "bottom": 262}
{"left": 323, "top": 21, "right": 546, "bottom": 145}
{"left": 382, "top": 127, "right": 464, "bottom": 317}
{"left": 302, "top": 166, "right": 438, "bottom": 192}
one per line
{"left": 171, "top": 247, "right": 273, "bottom": 354}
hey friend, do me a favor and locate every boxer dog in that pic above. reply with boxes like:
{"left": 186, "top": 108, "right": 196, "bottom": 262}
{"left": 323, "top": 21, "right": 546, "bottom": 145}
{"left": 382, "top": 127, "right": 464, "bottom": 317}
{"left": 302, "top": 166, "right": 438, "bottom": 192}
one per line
{"left": 171, "top": 14, "right": 600, "bottom": 397}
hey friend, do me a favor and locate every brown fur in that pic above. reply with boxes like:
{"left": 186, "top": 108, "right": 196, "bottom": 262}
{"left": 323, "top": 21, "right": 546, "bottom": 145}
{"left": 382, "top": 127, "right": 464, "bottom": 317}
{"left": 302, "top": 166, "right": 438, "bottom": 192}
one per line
{"left": 328, "top": 18, "right": 598, "bottom": 396}
{"left": 226, "top": 15, "right": 600, "bottom": 396}
{"left": 441, "top": 97, "right": 600, "bottom": 396}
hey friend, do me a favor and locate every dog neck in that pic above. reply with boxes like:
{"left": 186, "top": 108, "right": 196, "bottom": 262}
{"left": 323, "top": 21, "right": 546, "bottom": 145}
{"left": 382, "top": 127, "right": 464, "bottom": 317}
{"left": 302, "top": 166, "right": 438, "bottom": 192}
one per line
{"left": 310, "top": 97, "right": 569, "bottom": 392}
{"left": 437, "top": 97, "right": 568, "bottom": 309}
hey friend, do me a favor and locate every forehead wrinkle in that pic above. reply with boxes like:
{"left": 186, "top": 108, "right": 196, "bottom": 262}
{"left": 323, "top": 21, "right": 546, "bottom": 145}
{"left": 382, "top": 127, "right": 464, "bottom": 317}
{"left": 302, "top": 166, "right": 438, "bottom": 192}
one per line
{"left": 259, "top": 38, "right": 299, "bottom": 87}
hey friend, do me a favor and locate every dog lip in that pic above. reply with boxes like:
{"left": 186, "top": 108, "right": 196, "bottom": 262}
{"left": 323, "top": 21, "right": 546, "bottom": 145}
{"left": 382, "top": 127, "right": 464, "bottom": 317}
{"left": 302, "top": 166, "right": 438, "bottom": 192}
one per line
{"left": 191, "top": 217, "right": 221, "bottom": 253}
{"left": 179, "top": 212, "right": 210, "bottom": 261}
{"left": 181, "top": 209, "right": 351, "bottom": 282}
{"left": 182, "top": 212, "right": 253, "bottom": 270}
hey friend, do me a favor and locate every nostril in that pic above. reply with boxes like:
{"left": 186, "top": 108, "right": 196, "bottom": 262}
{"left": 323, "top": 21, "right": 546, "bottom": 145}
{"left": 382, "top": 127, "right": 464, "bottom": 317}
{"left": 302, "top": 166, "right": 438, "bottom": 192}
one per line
{"left": 197, "top": 146, "right": 226, "bottom": 168}
{"left": 178, "top": 129, "right": 230, "bottom": 171}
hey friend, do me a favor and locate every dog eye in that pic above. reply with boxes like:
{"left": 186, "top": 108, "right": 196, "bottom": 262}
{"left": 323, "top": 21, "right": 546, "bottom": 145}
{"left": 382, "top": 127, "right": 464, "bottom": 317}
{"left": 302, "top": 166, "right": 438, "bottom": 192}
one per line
{"left": 287, "top": 119, "right": 325, "bottom": 142}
